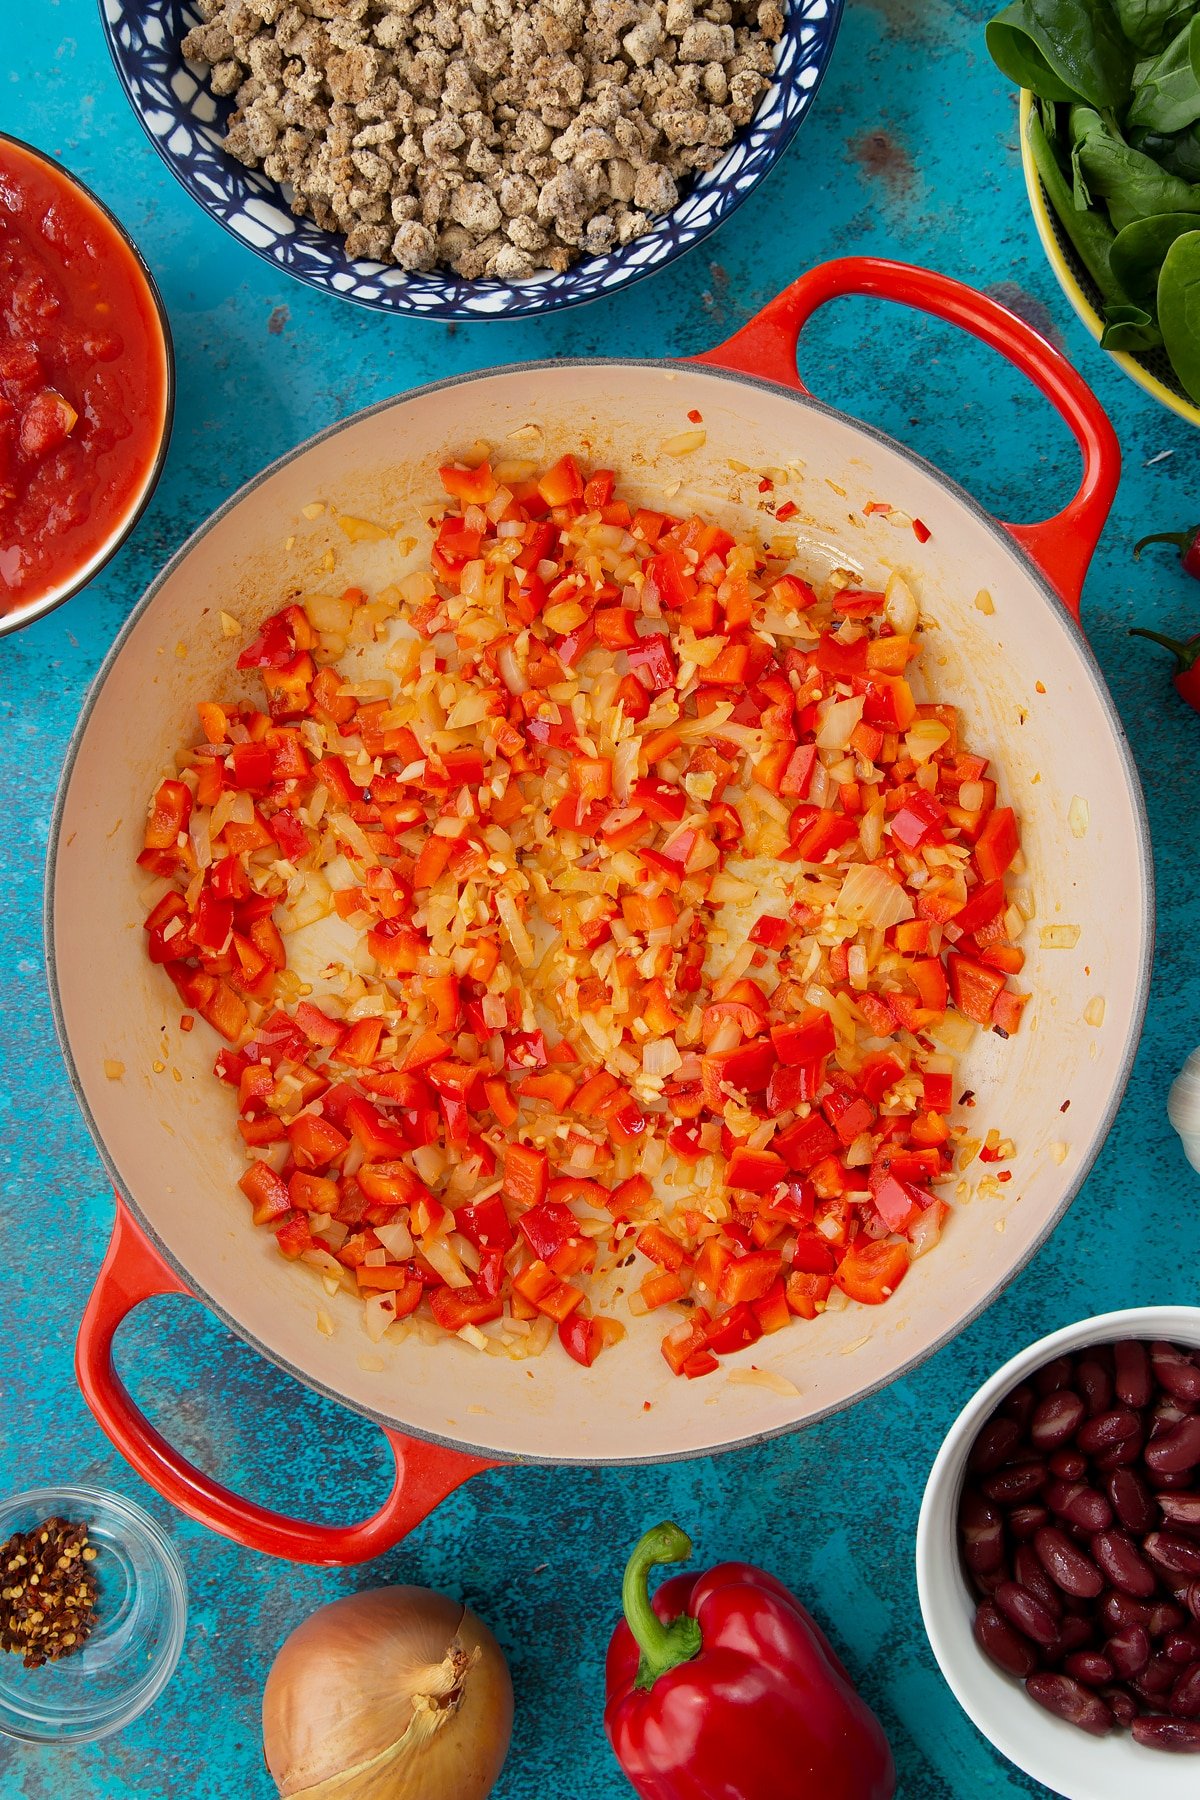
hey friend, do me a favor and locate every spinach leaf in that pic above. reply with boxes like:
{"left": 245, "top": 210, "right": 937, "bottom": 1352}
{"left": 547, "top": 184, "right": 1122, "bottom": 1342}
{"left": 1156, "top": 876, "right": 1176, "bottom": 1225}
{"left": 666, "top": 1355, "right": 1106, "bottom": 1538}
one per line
{"left": 1126, "top": 16, "right": 1200, "bottom": 132}
{"left": 1129, "top": 121, "right": 1200, "bottom": 175}
{"left": 1031, "top": 106, "right": 1134, "bottom": 306}
{"left": 1072, "top": 104, "right": 1200, "bottom": 227}
{"left": 1157, "top": 227, "right": 1200, "bottom": 395}
{"left": 1099, "top": 299, "right": 1165, "bottom": 346}
{"left": 1151, "top": 121, "right": 1200, "bottom": 177}
{"left": 1110, "top": 210, "right": 1200, "bottom": 291}
{"left": 989, "top": 10, "right": 1094, "bottom": 100}
{"left": 1070, "top": 111, "right": 1098, "bottom": 207}
{"left": 987, "top": 1, "right": 1135, "bottom": 108}
{"left": 1114, "top": 0, "right": 1191, "bottom": 52}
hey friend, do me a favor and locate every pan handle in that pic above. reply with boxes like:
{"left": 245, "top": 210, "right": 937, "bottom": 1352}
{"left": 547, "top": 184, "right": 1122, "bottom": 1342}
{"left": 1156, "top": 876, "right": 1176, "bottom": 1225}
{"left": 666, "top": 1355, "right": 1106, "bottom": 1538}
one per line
{"left": 76, "top": 1197, "right": 496, "bottom": 1564}
{"left": 691, "top": 256, "right": 1120, "bottom": 620}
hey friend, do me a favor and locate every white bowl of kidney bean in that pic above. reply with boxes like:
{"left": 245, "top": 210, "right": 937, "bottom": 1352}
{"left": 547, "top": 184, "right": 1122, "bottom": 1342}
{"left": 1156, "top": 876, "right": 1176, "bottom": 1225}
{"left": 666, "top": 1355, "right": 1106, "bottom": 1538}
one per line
{"left": 916, "top": 1307, "right": 1200, "bottom": 1797}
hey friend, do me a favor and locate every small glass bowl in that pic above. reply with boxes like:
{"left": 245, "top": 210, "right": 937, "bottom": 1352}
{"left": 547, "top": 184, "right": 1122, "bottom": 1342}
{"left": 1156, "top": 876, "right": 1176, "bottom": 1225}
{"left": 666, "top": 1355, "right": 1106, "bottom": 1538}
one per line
{"left": 0, "top": 1485, "right": 187, "bottom": 1743}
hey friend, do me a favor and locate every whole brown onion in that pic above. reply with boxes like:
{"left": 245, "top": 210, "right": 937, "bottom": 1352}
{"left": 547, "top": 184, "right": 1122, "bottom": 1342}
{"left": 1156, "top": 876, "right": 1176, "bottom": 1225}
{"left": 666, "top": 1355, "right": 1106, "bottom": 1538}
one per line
{"left": 262, "top": 1586, "right": 513, "bottom": 1799}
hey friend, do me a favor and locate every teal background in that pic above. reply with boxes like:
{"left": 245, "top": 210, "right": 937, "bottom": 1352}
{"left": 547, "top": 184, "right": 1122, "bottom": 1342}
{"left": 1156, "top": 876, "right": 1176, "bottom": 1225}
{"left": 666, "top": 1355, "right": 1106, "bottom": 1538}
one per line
{"left": 3, "top": 1, "right": 1199, "bottom": 1795}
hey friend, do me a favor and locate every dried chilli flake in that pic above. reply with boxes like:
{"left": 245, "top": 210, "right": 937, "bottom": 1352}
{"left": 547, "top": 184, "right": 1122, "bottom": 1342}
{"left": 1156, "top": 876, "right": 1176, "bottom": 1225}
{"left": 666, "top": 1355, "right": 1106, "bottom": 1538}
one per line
{"left": 0, "top": 1517, "right": 99, "bottom": 1669}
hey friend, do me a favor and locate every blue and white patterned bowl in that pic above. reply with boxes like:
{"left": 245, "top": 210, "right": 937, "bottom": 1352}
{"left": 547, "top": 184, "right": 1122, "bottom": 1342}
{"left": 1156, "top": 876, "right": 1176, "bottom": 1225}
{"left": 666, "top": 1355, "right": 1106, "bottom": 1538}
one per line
{"left": 99, "top": 0, "right": 844, "bottom": 320}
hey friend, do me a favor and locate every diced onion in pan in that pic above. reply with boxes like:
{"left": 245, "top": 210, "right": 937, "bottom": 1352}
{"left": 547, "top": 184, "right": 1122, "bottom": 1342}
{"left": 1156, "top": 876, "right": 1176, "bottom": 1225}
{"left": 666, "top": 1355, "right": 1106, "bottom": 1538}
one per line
{"left": 836, "top": 863, "right": 915, "bottom": 928}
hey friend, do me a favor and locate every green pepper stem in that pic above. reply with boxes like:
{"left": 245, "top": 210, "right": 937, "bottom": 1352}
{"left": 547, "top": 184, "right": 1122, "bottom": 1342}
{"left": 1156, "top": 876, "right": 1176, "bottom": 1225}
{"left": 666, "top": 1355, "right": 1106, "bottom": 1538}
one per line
{"left": 1129, "top": 627, "right": 1200, "bottom": 673}
{"left": 621, "top": 1521, "right": 703, "bottom": 1691}
{"left": 1133, "top": 530, "right": 1193, "bottom": 560}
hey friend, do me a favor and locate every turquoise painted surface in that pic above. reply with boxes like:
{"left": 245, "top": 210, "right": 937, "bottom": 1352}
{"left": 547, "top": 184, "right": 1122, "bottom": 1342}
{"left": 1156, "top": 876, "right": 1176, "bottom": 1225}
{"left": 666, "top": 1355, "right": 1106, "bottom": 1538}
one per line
{"left": 2, "top": 1, "right": 1199, "bottom": 1795}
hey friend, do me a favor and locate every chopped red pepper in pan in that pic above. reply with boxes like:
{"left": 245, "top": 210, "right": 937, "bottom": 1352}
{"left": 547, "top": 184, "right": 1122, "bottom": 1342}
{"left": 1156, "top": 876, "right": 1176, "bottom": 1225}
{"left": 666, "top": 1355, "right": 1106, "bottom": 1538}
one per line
{"left": 137, "top": 459, "right": 1027, "bottom": 1373}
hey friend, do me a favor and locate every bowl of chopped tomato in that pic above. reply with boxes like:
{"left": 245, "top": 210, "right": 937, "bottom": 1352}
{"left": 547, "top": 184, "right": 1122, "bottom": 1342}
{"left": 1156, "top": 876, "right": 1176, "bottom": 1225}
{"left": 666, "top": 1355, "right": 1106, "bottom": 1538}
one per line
{"left": 48, "top": 258, "right": 1152, "bottom": 1564}
{"left": 0, "top": 133, "right": 173, "bottom": 632}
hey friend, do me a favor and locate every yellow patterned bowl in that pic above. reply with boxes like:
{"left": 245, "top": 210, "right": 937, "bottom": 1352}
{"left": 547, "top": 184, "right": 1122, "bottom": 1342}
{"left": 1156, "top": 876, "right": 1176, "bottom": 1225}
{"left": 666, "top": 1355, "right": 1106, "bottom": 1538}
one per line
{"left": 1019, "top": 89, "right": 1200, "bottom": 429}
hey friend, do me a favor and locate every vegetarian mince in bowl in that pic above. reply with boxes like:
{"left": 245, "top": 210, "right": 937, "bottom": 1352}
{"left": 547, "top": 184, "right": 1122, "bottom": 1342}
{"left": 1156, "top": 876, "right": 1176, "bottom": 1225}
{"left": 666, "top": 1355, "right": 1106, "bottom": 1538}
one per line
{"left": 183, "top": 0, "right": 786, "bottom": 278}
{"left": 101, "top": 0, "right": 844, "bottom": 316}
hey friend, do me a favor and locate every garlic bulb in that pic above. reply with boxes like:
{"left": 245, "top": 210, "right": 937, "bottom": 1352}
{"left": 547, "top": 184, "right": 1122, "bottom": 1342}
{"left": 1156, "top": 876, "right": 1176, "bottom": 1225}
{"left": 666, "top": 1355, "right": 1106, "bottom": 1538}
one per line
{"left": 262, "top": 1586, "right": 513, "bottom": 1800}
{"left": 1167, "top": 1047, "right": 1200, "bottom": 1173}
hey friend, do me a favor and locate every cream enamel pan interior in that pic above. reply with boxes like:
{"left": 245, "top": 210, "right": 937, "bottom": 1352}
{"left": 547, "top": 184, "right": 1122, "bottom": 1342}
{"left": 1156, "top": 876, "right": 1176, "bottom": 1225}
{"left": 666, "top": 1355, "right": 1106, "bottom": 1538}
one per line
{"left": 48, "top": 352, "right": 1151, "bottom": 1469}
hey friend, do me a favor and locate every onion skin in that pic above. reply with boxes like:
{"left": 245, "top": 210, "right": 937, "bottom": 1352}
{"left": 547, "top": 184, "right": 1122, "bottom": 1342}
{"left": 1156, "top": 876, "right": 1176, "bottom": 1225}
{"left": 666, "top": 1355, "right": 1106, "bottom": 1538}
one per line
{"left": 262, "top": 1586, "right": 513, "bottom": 1800}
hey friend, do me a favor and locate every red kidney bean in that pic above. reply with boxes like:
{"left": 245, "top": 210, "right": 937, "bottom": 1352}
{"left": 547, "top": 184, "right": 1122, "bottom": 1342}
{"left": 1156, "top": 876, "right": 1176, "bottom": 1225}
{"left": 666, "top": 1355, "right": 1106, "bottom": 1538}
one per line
{"left": 983, "top": 1462, "right": 1047, "bottom": 1505}
{"left": 1034, "top": 1526, "right": 1105, "bottom": 1600}
{"left": 1077, "top": 1357, "right": 1114, "bottom": 1416}
{"left": 1093, "top": 1529, "right": 1159, "bottom": 1597}
{"left": 1114, "top": 1339, "right": 1152, "bottom": 1410}
{"left": 1163, "top": 1631, "right": 1200, "bottom": 1664}
{"left": 1103, "top": 1686, "right": 1137, "bottom": 1727}
{"left": 1015, "top": 1545, "right": 1063, "bottom": 1616}
{"left": 1048, "top": 1448, "right": 1087, "bottom": 1481}
{"left": 1149, "top": 1602, "right": 1187, "bottom": 1638}
{"left": 1077, "top": 1407, "right": 1142, "bottom": 1455}
{"left": 1031, "top": 1390, "right": 1085, "bottom": 1452}
{"left": 1177, "top": 1581, "right": 1200, "bottom": 1624}
{"left": 1150, "top": 1397, "right": 1194, "bottom": 1435}
{"left": 1170, "top": 1662, "right": 1200, "bottom": 1718}
{"left": 1093, "top": 1435, "right": 1145, "bottom": 1471}
{"left": 1146, "top": 1415, "right": 1200, "bottom": 1477}
{"left": 1046, "top": 1478, "right": 1082, "bottom": 1516}
{"left": 1153, "top": 1653, "right": 1186, "bottom": 1691}
{"left": 1046, "top": 1480, "right": 1111, "bottom": 1533}
{"left": 1007, "top": 1504, "right": 1050, "bottom": 1541}
{"left": 973, "top": 1601, "right": 1037, "bottom": 1679}
{"left": 1106, "top": 1468, "right": 1158, "bottom": 1534}
{"left": 1155, "top": 1654, "right": 1188, "bottom": 1694}
{"left": 1149, "top": 1467, "right": 1196, "bottom": 1492}
{"left": 1159, "top": 1494, "right": 1200, "bottom": 1529}
{"left": 1106, "top": 1624, "right": 1151, "bottom": 1679}
{"left": 959, "top": 1489, "right": 1006, "bottom": 1576}
{"left": 1131, "top": 1714, "right": 1200, "bottom": 1750}
{"left": 1001, "top": 1382, "right": 1037, "bottom": 1430}
{"left": 1102, "top": 1590, "right": 1152, "bottom": 1631}
{"left": 1062, "top": 1650, "right": 1113, "bottom": 1687}
{"left": 1025, "top": 1671, "right": 1114, "bottom": 1735}
{"left": 1151, "top": 1343, "right": 1200, "bottom": 1406}
{"left": 1051, "top": 1615, "right": 1095, "bottom": 1658}
{"left": 995, "top": 1581, "right": 1061, "bottom": 1647}
{"left": 1146, "top": 1532, "right": 1200, "bottom": 1577}
{"left": 1035, "top": 1355, "right": 1075, "bottom": 1397}
{"left": 1074, "top": 1489, "right": 1116, "bottom": 1532}
{"left": 969, "top": 1413, "right": 1022, "bottom": 1473}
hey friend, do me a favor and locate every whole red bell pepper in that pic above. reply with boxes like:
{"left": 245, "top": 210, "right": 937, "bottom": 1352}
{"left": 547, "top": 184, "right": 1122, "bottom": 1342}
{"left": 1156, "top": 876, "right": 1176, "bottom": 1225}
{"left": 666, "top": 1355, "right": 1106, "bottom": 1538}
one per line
{"left": 1128, "top": 626, "right": 1200, "bottom": 714}
{"left": 604, "top": 1522, "right": 895, "bottom": 1800}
